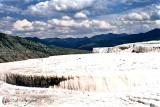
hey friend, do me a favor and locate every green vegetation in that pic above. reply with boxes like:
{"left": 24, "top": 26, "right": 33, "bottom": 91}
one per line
{"left": 0, "top": 33, "right": 89, "bottom": 63}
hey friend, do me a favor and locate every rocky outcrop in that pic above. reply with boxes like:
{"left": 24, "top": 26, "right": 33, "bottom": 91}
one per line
{"left": 93, "top": 41, "right": 160, "bottom": 53}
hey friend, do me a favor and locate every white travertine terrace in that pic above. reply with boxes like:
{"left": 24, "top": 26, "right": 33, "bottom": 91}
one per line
{"left": 93, "top": 41, "right": 160, "bottom": 53}
{"left": 0, "top": 51, "right": 160, "bottom": 106}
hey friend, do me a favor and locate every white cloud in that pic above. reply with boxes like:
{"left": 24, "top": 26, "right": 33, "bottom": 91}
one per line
{"left": 61, "top": 16, "right": 72, "bottom": 20}
{"left": 117, "top": 4, "right": 160, "bottom": 23}
{"left": 142, "top": 24, "right": 150, "bottom": 28}
{"left": 49, "top": 0, "right": 95, "bottom": 12}
{"left": 128, "top": 13, "right": 143, "bottom": 20}
{"left": 48, "top": 18, "right": 112, "bottom": 29}
{"left": 74, "top": 12, "right": 87, "bottom": 19}
{"left": 48, "top": 18, "right": 76, "bottom": 27}
{"left": 125, "top": 12, "right": 150, "bottom": 21}
{"left": 1, "top": 0, "right": 159, "bottom": 38}
{"left": 142, "top": 4, "right": 160, "bottom": 20}
{"left": 3, "top": 30, "right": 12, "bottom": 34}
{"left": 12, "top": 19, "right": 51, "bottom": 32}
{"left": 114, "top": 4, "right": 160, "bottom": 34}
{"left": 79, "top": 20, "right": 111, "bottom": 29}
{"left": 141, "top": 12, "right": 151, "bottom": 20}
{"left": 155, "top": 20, "right": 160, "bottom": 26}
{"left": 32, "top": 21, "right": 47, "bottom": 26}
{"left": 13, "top": 19, "right": 33, "bottom": 31}
{"left": 10, "top": 18, "right": 112, "bottom": 38}
{"left": 32, "top": 21, "right": 49, "bottom": 30}
{"left": 112, "top": 4, "right": 160, "bottom": 34}
{"left": 0, "top": 16, "right": 15, "bottom": 35}
{"left": 1, "top": 16, "right": 15, "bottom": 21}
{"left": 0, "top": 3, "right": 21, "bottom": 13}
{"left": 154, "top": 5, "right": 160, "bottom": 18}
{"left": 26, "top": 0, "right": 95, "bottom": 16}
{"left": 46, "top": 18, "right": 112, "bottom": 37}
{"left": 54, "top": 27, "right": 74, "bottom": 34}
{"left": 25, "top": 1, "right": 51, "bottom": 16}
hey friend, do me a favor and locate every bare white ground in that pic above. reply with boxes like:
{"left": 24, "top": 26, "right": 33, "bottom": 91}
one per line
{"left": 93, "top": 41, "right": 160, "bottom": 53}
{"left": 0, "top": 53, "right": 160, "bottom": 106}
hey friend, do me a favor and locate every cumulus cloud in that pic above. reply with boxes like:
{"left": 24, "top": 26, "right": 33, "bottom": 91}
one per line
{"left": 13, "top": 19, "right": 33, "bottom": 31}
{"left": 12, "top": 19, "right": 50, "bottom": 32}
{"left": 150, "top": 4, "right": 160, "bottom": 20}
{"left": 25, "top": 1, "right": 51, "bottom": 16}
{"left": 47, "top": 18, "right": 112, "bottom": 37}
{"left": 128, "top": 13, "right": 143, "bottom": 20}
{"left": 1, "top": 16, "right": 15, "bottom": 21}
{"left": 124, "top": 12, "right": 150, "bottom": 21}
{"left": 111, "top": 4, "right": 160, "bottom": 34}
{"left": 1, "top": 0, "right": 159, "bottom": 38}
{"left": 48, "top": 18, "right": 111, "bottom": 29}
{"left": 10, "top": 18, "right": 112, "bottom": 38}
{"left": 74, "top": 12, "right": 87, "bottom": 19}
{"left": 0, "top": 16, "right": 16, "bottom": 35}
{"left": 118, "top": 4, "right": 160, "bottom": 22}
{"left": 118, "top": 4, "right": 160, "bottom": 32}
{"left": 48, "top": 18, "right": 76, "bottom": 27}
{"left": 61, "top": 16, "right": 72, "bottom": 20}
{"left": 25, "top": 0, "right": 95, "bottom": 16}
{"left": 79, "top": 20, "right": 111, "bottom": 29}
{"left": 128, "top": 4, "right": 160, "bottom": 21}
{"left": 32, "top": 21, "right": 49, "bottom": 30}
{"left": 116, "top": 4, "right": 160, "bottom": 33}
{"left": 0, "top": 3, "right": 21, "bottom": 13}
{"left": 49, "top": 0, "right": 95, "bottom": 12}
{"left": 155, "top": 20, "right": 160, "bottom": 26}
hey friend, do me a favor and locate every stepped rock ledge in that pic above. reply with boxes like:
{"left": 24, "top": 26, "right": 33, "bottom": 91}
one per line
{"left": 0, "top": 41, "right": 160, "bottom": 106}
{"left": 93, "top": 41, "right": 160, "bottom": 53}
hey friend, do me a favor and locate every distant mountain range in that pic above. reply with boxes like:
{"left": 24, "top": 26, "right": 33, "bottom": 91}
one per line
{"left": 0, "top": 33, "right": 88, "bottom": 63}
{"left": 27, "top": 28, "right": 160, "bottom": 50}
{"left": 0, "top": 28, "right": 159, "bottom": 62}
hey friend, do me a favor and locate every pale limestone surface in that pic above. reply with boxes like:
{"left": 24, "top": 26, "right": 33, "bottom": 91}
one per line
{"left": 93, "top": 41, "right": 160, "bottom": 53}
{"left": 0, "top": 52, "right": 160, "bottom": 107}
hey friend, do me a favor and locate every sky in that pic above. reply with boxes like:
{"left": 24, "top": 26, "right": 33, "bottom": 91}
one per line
{"left": 0, "top": 0, "right": 160, "bottom": 38}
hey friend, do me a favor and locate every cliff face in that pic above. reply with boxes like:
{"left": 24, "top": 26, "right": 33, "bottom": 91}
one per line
{"left": 93, "top": 41, "right": 160, "bottom": 53}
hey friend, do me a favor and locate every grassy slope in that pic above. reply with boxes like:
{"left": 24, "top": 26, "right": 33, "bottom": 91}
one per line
{"left": 0, "top": 33, "right": 89, "bottom": 63}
